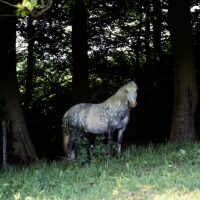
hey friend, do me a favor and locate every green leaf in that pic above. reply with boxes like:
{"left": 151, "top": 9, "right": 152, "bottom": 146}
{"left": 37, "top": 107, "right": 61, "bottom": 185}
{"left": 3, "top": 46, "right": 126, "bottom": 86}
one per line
{"left": 180, "top": 149, "right": 186, "bottom": 155}
{"left": 24, "top": 2, "right": 33, "bottom": 10}
{"left": 16, "top": 3, "right": 22, "bottom": 8}
{"left": 21, "top": 10, "right": 27, "bottom": 17}
{"left": 143, "top": 161, "right": 148, "bottom": 165}
{"left": 59, "top": 170, "right": 63, "bottom": 177}
{"left": 40, "top": 0, "right": 45, "bottom": 6}
{"left": 30, "top": 0, "right": 38, "bottom": 7}
{"left": 16, "top": 9, "right": 21, "bottom": 17}
{"left": 13, "top": 192, "right": 21, "bottom": 200}
{"left": 197, "top": 149, "right": 200, "bottom": 154}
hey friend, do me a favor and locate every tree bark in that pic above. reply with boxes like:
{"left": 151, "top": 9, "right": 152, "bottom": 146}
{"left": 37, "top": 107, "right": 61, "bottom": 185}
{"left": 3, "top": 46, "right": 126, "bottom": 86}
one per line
{"left": 0, "top": 13, "right": 37, "bottom": 162}
{"left": 152, "top": 0, "right": 162, "bottom": 97}
{"left": 24, "top": 17, "right": 35, "bottom": 118}
{"left": 63, "top": 3, "right": 91, "bottom": 157}
{"left": 72, "top": 2, "right": 89, "bottom": 104}
{"left": 144, "top": 4, "right": 153, "bottom": 99}
{"left": 135, "top": 16, "right": 142, "bottom": 99}
{"left": 168, "top": 0, "right": 198, "bottom": 141}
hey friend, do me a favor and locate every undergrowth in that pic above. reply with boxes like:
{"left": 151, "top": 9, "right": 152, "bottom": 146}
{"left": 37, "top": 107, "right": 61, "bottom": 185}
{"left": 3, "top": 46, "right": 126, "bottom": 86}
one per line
{"left": 75, "top": 135, "right": 118, "bottom": 165}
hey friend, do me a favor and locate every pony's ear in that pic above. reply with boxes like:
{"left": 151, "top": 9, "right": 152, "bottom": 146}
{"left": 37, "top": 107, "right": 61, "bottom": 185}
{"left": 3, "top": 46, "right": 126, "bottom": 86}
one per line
{"left": 133, "top": 78, "right": 137, "bottom": 83}
{"left": 123, "top": 79, "right": 131, "bottom": 85}
{"left": 123, "top": 80, "right": 128, "bottom": 85}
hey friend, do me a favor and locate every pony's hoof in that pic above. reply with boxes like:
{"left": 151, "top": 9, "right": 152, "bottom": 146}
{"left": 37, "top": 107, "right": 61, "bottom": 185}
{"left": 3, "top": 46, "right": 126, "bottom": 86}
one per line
{"left": 67, "top": 157, "right": 75, "bottom": 162}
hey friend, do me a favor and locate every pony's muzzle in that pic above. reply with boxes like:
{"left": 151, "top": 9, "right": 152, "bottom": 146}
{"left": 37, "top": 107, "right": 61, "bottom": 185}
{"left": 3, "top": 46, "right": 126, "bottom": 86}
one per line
{"left": 130, "top": 101, "right": 137, "bottom": 108}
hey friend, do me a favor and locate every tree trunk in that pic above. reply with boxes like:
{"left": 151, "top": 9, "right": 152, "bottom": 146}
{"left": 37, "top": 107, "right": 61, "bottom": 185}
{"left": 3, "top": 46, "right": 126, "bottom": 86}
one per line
{"left": 168, "top": 0, "right": 198, "bottom": 141}
{"left": 24, "top": 17, "right": 35, "bottom": 118}
{"left": 63, "top": 3, "right": 91, "bottom": 157}
{"left": 135, "top": 16, "right": 142, "bottom": 99}
{"left": 152, "top": 0, "right": 162, "bottom": 97}
{"left": 72, "top": 2, "right": 89, "bottom": 104}
{"left": 0, "top": 14, "right": 37, "bottom": 163}
{"left": 144, "top": 5, "right": 153, "bottom": 99}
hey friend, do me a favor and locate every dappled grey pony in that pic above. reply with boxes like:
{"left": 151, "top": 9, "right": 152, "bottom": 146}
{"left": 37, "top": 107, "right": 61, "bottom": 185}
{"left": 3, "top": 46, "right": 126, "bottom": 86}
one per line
{"left": 63, "top": 81, "right": 138, "bottom": 160}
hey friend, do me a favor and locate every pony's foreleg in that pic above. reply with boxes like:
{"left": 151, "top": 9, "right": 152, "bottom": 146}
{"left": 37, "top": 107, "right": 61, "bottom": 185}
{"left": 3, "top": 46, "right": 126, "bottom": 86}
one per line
{"left": 117, "top": 127, "right": 126, "bottom": 154}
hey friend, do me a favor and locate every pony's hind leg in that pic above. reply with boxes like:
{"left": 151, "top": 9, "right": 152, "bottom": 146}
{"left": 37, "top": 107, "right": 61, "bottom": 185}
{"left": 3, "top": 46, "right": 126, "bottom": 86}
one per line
{"left": 107, "top": 130, "right": 114, "bottom": 156}
{"left": 117, "top": 127, "right": 126, "bottom": 154}
{"left": 67, "top": 137, "right": 76, "bottom": 160}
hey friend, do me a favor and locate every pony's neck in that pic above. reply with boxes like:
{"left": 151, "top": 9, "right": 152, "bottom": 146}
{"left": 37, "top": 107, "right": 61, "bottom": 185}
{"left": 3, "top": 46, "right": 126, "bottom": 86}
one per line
{"left": 104, "top": 86, "right": 127, "bottom": 104}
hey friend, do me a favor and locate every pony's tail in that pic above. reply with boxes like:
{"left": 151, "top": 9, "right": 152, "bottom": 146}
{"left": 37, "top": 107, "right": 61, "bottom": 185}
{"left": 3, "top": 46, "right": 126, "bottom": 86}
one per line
{"left": 63, "top": 111, "right": 69, "bottom": 158}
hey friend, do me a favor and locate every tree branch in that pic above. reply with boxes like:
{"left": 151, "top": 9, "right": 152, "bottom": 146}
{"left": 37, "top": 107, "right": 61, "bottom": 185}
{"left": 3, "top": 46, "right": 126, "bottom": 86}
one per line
{"left": 0, "top": 0, "right": 53, "bottom": 18}
{"left": 0, "top": 0, "right": 18, "bottom": 8}
{"left": 0, "top": 14, "right": 16, "bottom": 17}
{"left": 31, "top": 0, "right": 53, "bottom": 18}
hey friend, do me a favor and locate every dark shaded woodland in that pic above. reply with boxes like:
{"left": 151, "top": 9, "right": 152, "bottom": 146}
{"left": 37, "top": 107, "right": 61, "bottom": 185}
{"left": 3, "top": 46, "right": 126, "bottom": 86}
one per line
{"left": 0, "top": 0, "right": 200, "bottom": 162}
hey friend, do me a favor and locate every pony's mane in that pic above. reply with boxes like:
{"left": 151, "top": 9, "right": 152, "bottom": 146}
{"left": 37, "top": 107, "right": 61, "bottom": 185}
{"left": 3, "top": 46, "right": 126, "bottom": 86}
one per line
{"left": 104, "top": 81, "right": 137, "bottom": 104}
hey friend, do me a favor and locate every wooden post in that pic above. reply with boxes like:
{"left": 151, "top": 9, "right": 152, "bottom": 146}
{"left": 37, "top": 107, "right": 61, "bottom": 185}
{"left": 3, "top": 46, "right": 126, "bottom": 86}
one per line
{"left": 2, "top": 120, "right": 7, "bottom": 166}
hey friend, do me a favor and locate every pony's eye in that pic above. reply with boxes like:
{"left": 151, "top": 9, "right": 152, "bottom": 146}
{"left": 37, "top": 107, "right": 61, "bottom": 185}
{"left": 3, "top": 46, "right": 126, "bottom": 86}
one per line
{"left": 126, "top": 90, "right": 129, "bottom": 93}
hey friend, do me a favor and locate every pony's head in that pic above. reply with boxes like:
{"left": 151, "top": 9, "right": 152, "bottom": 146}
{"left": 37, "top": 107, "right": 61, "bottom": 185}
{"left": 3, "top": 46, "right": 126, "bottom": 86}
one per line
{"left": 125, "top": 81, "right": 138, "bottom": 108}
{"left": 104, "top": 81, "right": 138, "bottom": 108}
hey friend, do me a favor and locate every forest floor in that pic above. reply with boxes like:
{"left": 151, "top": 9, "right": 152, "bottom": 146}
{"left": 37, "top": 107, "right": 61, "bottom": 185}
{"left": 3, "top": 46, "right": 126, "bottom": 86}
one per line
{"left": 1, "top": 141, "right": 200, "bottom": 199}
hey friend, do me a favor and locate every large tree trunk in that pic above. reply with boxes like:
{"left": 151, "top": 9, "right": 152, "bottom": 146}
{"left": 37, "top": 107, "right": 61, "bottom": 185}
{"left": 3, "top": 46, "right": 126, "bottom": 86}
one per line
{"left": 63, "top": 3, "right": 90, "bottom": 157}
{"left": 168, "top": 0, "right": 198, "bottom": 141}
{"left": 0, "top": 14, "right": 37, "bottom": 163}
{"left": 72, "top": 3, "right": 89, "bottom": 104}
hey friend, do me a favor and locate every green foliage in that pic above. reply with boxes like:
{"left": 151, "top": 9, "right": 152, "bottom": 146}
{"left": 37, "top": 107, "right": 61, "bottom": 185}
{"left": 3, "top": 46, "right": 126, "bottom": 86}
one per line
{"left": 63, "top": 0, "right": 92, "bottom": 9}
{"left": 63, "top": 0, "right": 75, "bottom": 9}
{"left": 16, "top": 0, "right": 38, "bottom": 17}
{"left": 40, "top": 0, "right": 44, "bottom": 6}
{"left": 75, "top": 135, "right": 118, "bottom": 165}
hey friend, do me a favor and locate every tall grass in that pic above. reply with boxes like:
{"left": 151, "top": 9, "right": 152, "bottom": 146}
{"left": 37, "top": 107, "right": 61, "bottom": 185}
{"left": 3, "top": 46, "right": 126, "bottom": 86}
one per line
{"left": 1, "top": 141, "right": 200, "bottom": 200}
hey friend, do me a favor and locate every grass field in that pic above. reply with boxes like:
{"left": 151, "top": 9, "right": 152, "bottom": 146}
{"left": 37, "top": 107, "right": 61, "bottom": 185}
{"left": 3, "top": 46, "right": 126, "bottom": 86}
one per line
{"left": 1, "top": 141, "right": 200, "bottom": 200}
